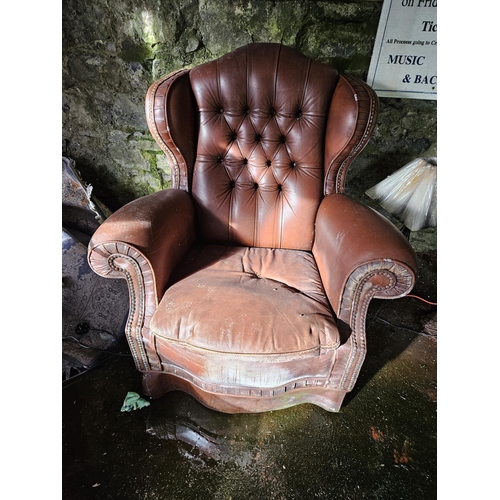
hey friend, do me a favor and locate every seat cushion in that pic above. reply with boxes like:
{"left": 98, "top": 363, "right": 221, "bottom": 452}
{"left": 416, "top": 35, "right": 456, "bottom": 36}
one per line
{"left": 150, "top": 245, "right": 340, "bottom": 389}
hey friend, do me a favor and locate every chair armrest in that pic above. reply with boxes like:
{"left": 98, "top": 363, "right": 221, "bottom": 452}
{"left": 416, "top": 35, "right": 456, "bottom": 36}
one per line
{"left": 88, "top": 188, "right": 196, "bottom": 299}
{"left": 313, "top": 194, "right": 417, "bottom": 391}
{"left": 313, "top": 194, "right": 418, "bottom": 320}
{"left": 87, "top": 189, "right": 196, "bottom": 372}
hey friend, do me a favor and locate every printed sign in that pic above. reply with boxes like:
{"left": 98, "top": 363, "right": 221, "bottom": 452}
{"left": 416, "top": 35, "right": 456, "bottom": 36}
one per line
{"left": 367, "top": 0, "right": 437, "bottom": 100}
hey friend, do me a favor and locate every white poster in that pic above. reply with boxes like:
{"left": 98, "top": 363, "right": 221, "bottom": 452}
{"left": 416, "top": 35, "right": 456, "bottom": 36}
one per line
{"left": 367, "top": 0, "right": 437, "bottom": 100}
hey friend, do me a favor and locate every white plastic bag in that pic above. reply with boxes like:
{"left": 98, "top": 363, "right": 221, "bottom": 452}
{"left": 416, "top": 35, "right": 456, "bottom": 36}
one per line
{"left": 366, "top": 157, "right": 437, "bottom": 231}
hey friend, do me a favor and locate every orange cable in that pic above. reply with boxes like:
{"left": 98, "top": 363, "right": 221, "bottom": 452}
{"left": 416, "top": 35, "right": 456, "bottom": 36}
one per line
{"left": 405, "top": 294, "right": 437, "bottom": 306}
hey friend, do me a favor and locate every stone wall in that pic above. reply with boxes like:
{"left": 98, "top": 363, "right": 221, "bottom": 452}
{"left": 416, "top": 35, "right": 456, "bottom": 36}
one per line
{"left": 62, "top": 0, "right": 436, "bottom": 251}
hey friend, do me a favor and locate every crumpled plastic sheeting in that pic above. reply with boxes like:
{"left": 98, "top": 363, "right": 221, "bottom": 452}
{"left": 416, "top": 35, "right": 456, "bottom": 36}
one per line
{"left": 121, "top": 392, "right": 151, "bottom": 412}
{"left": 366, "top": 157, "right": 437, "bottom": 231}
{"left": 62, "top": 156, "right": 112, "bottom": 230}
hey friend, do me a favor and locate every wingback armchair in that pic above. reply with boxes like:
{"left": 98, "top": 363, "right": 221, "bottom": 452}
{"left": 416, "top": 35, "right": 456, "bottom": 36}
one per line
{"left": 88, "top": 43, "right": 417, "bottom": 413}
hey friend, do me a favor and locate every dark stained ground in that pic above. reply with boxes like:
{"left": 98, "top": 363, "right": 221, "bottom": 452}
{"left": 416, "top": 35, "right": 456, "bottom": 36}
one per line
{"left": 62, "top": 252, "right": 437, "bottom": 500}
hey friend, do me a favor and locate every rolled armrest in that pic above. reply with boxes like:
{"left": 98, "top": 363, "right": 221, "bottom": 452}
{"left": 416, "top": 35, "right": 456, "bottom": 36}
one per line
{"left": 313, "top": 194, "right": 418, "bottom": 319}
{"left": 88, "top": 188, "right": 196, "bottom": 301}
{"left": 87, "top": 188, "right": 196, "bottom": 372}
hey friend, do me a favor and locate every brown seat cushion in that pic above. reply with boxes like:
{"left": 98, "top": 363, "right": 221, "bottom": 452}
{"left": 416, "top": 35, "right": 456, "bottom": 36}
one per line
{"left": 150, "top": 245, "right": 340, "bottom": 389}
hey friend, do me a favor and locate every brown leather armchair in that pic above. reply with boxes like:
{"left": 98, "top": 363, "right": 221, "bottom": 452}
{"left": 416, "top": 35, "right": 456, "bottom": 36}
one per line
{"left": 88, "top": 43, "right": 417, "bottom": 413}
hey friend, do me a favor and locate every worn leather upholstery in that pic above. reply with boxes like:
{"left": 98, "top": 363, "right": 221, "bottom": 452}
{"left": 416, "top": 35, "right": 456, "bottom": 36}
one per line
{"left": 151, "top": 245, "right": 340, "bottom": 390}
{"left": 88, "top": 43, "right": 418, "bottom": 413}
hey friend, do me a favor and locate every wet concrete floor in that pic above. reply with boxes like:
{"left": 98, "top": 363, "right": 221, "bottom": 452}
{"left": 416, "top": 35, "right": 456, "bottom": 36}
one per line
{"left": 62, "top": 252, "right": 437, "bottom": 500}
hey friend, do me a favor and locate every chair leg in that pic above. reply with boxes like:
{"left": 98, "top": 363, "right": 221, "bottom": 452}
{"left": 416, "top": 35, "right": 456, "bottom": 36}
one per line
{"left": 142, "top": 372, "right": 173, "bottom": 399}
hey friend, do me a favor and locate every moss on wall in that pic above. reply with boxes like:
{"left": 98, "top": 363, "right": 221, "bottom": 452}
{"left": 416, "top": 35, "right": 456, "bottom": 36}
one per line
{"left": 62, "top": 0, "right": 436, "bottom": 250}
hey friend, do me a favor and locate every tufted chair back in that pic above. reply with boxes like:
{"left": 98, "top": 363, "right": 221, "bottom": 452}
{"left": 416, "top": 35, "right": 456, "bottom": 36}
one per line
{"left": 189, "top": 43, "right": 337, "bottom": 250}
{"left": 146, "top": 43, "right": 377, "bottom": 251}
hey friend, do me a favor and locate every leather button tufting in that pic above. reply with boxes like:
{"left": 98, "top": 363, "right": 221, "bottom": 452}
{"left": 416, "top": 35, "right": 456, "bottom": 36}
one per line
{"left": 266, "top": 159, "right": 272, "bottom": 167}
{"left": 255, "top": 134, "right": 262, "bottom": 142}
